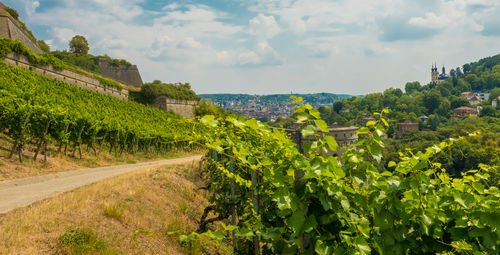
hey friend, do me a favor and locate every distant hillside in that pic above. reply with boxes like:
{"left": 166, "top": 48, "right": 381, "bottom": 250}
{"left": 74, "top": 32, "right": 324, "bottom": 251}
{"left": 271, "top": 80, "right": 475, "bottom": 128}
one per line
{"left": 200, "top": 93, "right": 359, "bottom": 108}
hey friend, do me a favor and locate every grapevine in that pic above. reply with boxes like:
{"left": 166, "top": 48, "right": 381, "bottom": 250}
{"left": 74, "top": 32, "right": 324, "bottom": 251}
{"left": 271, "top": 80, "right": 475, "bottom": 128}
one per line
{"left": 188, "top": 97, "right": 499, "bottom": 254}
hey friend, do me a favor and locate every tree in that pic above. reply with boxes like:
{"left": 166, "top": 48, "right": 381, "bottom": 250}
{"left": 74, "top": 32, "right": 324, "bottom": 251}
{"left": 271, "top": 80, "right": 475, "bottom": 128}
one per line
{"left": 69, "top": 35, "right": 89, "bottom": 54}
{"left": 455, "top": 67, "right": 463, "bottom": 77}
{"left": 437, "top": 98, "right": 451, "bottom": 117}
{"left": 464, "top": 74, "right": 479, "bottom": 91}
{"left": 319, "top": 106, "right": 335, "bottom": 124}
{"left": 462, "top": 63, "right": 471, "bottom": 74}
{"left": 333, "top": 100, "right": 343, "bottom": 113}
{"left": 455, "top": 79, "right": 471, "bottom": 93}
{"left": 423, "top": 90, "right": 442, "bottom": 114}
{"left": 426, "top": 114, "right": 440, "bottom": 131}
{"left": 490, "top": 87, "right": 500, "bottom": 102}
{"left": 436, "top": 81, "right": 452, "bottom": 97}
{"left": 405, "top": 81, "right": 422, "bottom": 94}
{"left": 450, "top": 96, "right": 470, "bottom": 109}
{"left": 479, "top": 106, "right": 496, "bottom": 117}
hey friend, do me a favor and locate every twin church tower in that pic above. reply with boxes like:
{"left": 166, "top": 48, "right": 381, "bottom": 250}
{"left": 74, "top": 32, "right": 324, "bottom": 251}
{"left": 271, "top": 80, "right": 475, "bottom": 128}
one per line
{"left": 431, "top": 64, "right": 449, "bottom": 83}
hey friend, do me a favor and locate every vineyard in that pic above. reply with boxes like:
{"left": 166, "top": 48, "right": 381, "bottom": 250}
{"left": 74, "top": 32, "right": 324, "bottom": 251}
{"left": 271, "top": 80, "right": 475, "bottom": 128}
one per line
{"left": 0, "top": 61, "right": 203, "bottom": 162}
{"left": 1, "top": 55, "right": 499, "bottom": 254}
{"left": 184, "top": 98, "right": 499, "bottom": 254}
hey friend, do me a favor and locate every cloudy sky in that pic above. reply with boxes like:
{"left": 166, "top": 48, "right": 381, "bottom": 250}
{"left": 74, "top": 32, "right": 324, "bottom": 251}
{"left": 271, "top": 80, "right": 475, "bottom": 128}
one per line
{"left": 4, "top": 0, "right": 500, "bottom": 95}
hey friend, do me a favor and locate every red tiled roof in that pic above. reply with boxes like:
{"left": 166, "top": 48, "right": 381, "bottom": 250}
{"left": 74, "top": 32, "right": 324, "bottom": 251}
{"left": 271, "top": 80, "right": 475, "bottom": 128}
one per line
{"left": 0, "top": 2, "right": 6, "bottom": 9}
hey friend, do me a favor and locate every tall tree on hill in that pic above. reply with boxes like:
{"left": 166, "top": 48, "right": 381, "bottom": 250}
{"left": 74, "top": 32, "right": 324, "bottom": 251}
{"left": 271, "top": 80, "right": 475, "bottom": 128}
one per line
{"left": 69, "top": 35, "right": 89, "bottom": 54}
{"left": 405, "top": 81, "right": 422, "bottom": 94}
{"left": 333, "top": 100, "right": 343, "bottom": 113}
{"left": 423, "top": 90, "right": 442, "bottom": 114}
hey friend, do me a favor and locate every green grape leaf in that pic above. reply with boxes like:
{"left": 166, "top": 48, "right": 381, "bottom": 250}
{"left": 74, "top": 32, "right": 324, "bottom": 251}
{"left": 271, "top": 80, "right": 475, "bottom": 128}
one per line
{"left": 301, "top": 125, "right": 316, "bottom": 138}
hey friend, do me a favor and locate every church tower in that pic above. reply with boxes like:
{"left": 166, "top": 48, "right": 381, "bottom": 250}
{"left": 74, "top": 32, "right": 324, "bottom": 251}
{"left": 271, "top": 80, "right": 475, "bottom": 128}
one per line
{"left": 431, "top": 64, "right": 439, "bottom": 83}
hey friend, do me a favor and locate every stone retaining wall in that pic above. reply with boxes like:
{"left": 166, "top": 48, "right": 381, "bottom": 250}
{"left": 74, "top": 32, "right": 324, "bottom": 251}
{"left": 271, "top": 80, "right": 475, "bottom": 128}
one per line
{"left": 0, "top": 9, "right": 42, "bottom": 54}
{"left": 98, "top": 59, "right": 143, "bottom": 88}
{"left": 2, "top": 53, "right": 129, "bottom": 100}
{"left": 154, "top": 96, "right": 197, "bottom": 118}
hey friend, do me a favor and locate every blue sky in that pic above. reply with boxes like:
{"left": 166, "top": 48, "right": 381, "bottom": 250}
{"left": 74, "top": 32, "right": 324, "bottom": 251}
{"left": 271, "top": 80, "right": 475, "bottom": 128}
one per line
{"left": 4, "top": 0, "right": 500, "bottom": 95}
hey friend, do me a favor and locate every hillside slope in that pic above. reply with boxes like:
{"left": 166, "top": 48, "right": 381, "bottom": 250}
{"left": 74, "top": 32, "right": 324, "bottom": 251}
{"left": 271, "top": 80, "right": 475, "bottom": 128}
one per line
{"left": 0, "top": 61, "right": 204, "bottom": 166}
{"left": 0, "top": 161, "right": 230, "bottom": 254}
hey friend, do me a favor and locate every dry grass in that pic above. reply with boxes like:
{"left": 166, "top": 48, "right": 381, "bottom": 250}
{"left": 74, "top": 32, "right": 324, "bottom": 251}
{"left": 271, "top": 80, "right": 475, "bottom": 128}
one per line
{"left": 0, "top": 160, "right": 230, "bottom": 254}
{"left": 0, "top": 133, "right": 202, "bottom": 181}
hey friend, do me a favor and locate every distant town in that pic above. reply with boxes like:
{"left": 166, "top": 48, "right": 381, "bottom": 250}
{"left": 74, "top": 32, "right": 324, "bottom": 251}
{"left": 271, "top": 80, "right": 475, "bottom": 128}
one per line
{"left": 200, "top": 93, "right": 357, "bottom": 121}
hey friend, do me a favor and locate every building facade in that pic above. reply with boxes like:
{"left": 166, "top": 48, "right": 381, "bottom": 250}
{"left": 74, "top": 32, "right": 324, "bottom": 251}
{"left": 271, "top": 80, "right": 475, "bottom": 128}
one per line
{"left": 397, "top": 119, "right": 419, "bottom": 138}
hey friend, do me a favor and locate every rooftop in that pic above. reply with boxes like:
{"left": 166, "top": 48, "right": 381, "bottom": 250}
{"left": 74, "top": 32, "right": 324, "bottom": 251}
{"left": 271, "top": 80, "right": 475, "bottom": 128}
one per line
{"left": 328, "top": 123, "right": 358, "bottom": 132}
{"left": 454, "top": 106, "right": 474, "bottom": 110}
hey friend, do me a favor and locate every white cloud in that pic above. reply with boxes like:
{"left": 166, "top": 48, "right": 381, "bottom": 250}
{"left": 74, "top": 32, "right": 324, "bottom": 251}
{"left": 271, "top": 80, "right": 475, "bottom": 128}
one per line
{"left": 249, "top": 14, "right": 281, "bottom": 39}
{"left": 216, "top": 41, "right": 282, "bottom": 67}
{"left": 95, "top": 38, "right": 129, "bottom": 50}
{"left": 12, "top": 0, "right": 500, "bottom": 94}
{"left": 177, "top": 37, "right": 201, "bottom": 49}
{"left": 26, "top": 1, "right": 40, "bottom": 16}
{"left": 409, "top": 12, "right": 448, "bottom": 28}
{"left": 51, "top": 27, "right": 77, "bottom": 45}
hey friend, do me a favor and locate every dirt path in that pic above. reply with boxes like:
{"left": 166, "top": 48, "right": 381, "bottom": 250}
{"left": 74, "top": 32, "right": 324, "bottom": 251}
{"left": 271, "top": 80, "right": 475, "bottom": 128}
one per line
{"left": 0, "top": 155, "right": 202, "bottom": 214}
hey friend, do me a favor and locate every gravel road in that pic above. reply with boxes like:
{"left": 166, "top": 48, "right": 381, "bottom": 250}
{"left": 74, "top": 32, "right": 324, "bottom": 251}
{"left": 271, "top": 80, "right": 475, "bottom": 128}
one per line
{"left": 0, "top": 155, "right": 202, "bottom": 215}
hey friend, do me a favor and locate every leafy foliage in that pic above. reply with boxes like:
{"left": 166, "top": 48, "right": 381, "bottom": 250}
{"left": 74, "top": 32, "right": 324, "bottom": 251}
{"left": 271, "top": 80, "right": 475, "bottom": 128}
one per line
{"left": 0, "top": 62, "right": 204, "bottom": 162}
{"left": 50, "top": 51, "right": 132, "bottom": 74}
{"left": 59, "top": 228, "right": 111, "bottom": 254}
{"left": 4, "top": 7, "right": 19, "bottom": 20}
{"left": 69, "top": 35, "right": 89, "bottom": 54}
{"left": 37, "top": 40, "right": 50, "bottom": 53}
{"left": 0, "top": 38, "right": 122, "bottom": 90}
{"left": 195, "top": 99, "right": 226, "bottom": 118}
{"left": 185, "top": 96, "right": 499, "bottom": 254}
{"left": 134, "top": 80, "right": 200, "bottom": 104}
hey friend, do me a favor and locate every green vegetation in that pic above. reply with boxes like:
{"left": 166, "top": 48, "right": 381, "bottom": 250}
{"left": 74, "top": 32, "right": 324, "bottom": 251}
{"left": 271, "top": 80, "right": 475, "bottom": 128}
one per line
{"left": 4, "top": 7, "right": 19, "bottom": 20}
{"left": 0, "top": 61, "right": 204, "bottom": 163}
{"left": 302, "top": 54, "right": 500, "bottom": 178}
{"left": 132, "top": 80, "right": 200, "bottom": 104}
{"left": 183, "top": 96, "right": 499, "bottom": 254}
{"left": 462, "top": 55, "right": 500, "bottom": 91}
{"left": 310, "top": 54, "right": 500, "bottom": 128}
{"left": 59, "top": 228, "right": 115, "bottom": 254}
{"left": 37, "top": 40, "right": 50, "bottom": 53}
{"left": 50, "top": 51, "right": 132, "bottom": 75}
{"left": 384, "top": 117, "right": 499, "bottom": 177}
{"left": 194, "top": 99, "right": 226, "bottom": 118}
{"left": 0, "top": 38, "right": 122, "bottom": 90}
{"left": 69, "top": 35, "right": 89, "bottom": 54}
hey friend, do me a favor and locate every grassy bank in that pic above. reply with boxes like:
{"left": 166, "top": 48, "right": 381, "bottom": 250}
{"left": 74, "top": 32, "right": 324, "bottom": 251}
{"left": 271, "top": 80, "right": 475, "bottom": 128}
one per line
{"left": 0, "top": 161, "right": 229, "bottom": 254}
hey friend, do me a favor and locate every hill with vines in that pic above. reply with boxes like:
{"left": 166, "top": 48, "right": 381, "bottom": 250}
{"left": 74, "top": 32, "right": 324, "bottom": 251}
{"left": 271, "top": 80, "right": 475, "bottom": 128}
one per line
{"left": 0, "top": 60, "right": 204, "bottom": 163}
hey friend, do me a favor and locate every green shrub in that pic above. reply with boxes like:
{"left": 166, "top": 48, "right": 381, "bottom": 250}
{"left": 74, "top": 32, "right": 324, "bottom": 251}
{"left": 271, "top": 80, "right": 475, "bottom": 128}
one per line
{"left": 59, "top": 228, "right": 108, "bottom": 254}
{"left": 133, "top": 80, "right": 200, "bottom": 104}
